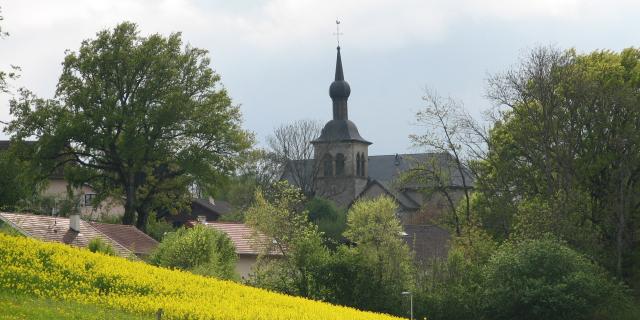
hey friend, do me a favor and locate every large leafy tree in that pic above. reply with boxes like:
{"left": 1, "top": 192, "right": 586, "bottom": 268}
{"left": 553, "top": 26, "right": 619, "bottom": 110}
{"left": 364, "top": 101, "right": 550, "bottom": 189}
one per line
{"left": 477, "top": 46, "right": 640, "bottom": 281}
{"left": 7, "top": 22, "right": 251, "bottom": 229}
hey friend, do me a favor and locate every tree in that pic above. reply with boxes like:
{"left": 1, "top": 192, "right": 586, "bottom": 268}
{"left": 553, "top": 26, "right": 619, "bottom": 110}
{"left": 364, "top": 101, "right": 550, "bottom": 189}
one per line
{"left": 245, "top": 181, "right": 329, "bottom": 298}
{"left": 149, "top": 224, "right": 238, "bottom": 280}
{"left": 478, "top": 46, "right": 640, "bottom": 281}
{"left": 340, "top": 196, "right": 415, "bottom": 315}
{"left": 0, "top": 6, "right": 19, "bottom": 94}
{"left": 213, "top": 148, "right": 282, "bottom": 221}
{"left": 7, "top": 22, "right": 251, "bottom": 230}
{"left": 482, "top": 238, "right": 630, "bottom": 320}
{"left": 268, "top": 119, "right": 322, "bottom": 196}
{"left": 304, "top": 197, "right": 346, "bottom": 246}
{"left": 0, "top": 147, "right": 41, "bottom": 210}
{"left": 404, "top": 90, "right": 482, "bottom": 236}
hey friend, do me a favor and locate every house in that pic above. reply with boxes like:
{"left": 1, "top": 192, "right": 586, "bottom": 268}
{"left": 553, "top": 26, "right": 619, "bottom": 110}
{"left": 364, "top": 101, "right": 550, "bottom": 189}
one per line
{"left": 195, "top": 221, "right": 280, "bottom": 279}
{"left": 0, "top": 140, "right": 125, "bottom": 220}
{"left": 159, "top": 198, "right": 234, "bottom": 227}
{"left": 0, "top": 212, "right": 158, "bottom": 258}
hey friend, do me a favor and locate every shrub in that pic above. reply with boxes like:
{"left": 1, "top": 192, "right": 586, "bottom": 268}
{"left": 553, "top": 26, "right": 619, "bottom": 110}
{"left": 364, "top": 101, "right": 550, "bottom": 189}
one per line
{"left": 144, "top": 212, "right": 174, "bottom": 241}
{"left": 481, "top": 238, "right": 630, "bottom": 320}
{"left": 149, "top": 225, "right": 238, "bottom": 280}
{"left": 87, "top": 237, "right": 116, "bottom": 256}
{"left": 304, "top": 197, "right": 346, "bottom": 245}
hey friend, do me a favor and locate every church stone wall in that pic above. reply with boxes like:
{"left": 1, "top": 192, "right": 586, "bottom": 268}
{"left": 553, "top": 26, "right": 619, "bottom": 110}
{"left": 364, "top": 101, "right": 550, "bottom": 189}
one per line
{"left": 313, "top": 141, "right": 369, "bottom": 207}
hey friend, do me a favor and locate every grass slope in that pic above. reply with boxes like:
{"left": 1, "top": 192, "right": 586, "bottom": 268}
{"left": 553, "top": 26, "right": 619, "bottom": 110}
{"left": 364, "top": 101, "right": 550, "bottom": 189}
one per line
{"left": 0, "top": 291, "right": 153, "bottom": 320}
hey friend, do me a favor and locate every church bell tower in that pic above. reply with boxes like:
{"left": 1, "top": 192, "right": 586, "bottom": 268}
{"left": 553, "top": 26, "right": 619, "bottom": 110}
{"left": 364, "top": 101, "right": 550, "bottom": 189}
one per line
{"left": 311, "top": 46, "right": 371, "bottom": 206}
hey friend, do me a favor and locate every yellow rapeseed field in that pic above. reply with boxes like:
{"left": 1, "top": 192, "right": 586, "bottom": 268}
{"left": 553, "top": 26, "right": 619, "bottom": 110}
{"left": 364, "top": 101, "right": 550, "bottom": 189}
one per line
{"left": 0, "top": 233, "right": 405, "bottom": 320}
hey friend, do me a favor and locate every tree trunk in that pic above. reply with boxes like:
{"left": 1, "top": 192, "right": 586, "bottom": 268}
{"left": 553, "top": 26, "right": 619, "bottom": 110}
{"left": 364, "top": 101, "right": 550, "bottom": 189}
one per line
{"left": 136, "top": 207, "right": 149, "bottom": 231}
{"left": 122, "top": 173, "right": 137, "bottom": 225}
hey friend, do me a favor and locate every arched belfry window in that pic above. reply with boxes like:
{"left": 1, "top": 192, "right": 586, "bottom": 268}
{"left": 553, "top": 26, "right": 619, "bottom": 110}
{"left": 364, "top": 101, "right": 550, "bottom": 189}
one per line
{"left": 335, "top": 153, "right": 345, "bottom": 176}
{"left": 356, "top": 153, "right": 361, "bottom": 176}
{"left": 323, "top": 154, "right": 333, "bottom": 177}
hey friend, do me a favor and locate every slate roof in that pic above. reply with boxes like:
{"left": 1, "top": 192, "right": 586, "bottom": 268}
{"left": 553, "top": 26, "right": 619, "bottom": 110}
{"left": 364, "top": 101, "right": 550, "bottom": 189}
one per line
{"left": 192, "top": 198, "right": 232, "bottom": 216}
{"left": 402, "top": 224, "right": 451, "bottom": 264}
{"left": 359, "top": 179, "right": 421, "bottom": 210}
{"left": 0, "top": 212, "right": 134, "bottom": 258}
{"left": 367, "top": 153, "right": 472, "bottom": 188}
{"left": 202, "top": 222, "right": 280, "bottom": 256}
{"left": 88, "top": 222, "right": 158, "bottom": 256}
{"left": 313, "top": 119, "right": 371, "bottom": 144}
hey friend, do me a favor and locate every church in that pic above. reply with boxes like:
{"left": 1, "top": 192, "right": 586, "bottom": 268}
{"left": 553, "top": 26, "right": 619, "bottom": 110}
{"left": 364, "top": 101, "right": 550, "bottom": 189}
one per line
{"left": 283, "top": 45, "right": 472, "bottom": 262}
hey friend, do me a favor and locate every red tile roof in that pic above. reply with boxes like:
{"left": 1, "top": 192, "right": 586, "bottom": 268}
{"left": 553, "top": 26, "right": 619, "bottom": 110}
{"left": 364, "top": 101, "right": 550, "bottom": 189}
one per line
{"left": 0, "top": 212, "right": 133, "bottom": 257}
{"left": 88, "top": 222, "right": 158, "bottom": 256}
{"left": 202, "top": 222, "right": 280, "bottom": 256}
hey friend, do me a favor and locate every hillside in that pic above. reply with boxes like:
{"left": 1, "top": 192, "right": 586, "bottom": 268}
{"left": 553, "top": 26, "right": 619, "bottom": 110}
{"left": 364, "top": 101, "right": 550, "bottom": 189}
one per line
{"left": 0, "top": 233, "right": 404, "bottom": 320}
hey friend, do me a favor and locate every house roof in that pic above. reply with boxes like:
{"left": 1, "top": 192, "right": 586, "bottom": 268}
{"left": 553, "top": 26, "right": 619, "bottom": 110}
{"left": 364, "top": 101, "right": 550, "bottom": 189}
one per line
{"left": 88, "top": 222, "right": 158, "bottom": 256}
{"left": 201, "top": 222, "right": 279, "bottom": 256}
{"left": 356, "top": 179, "right": 421, "bottom": 210}
{"left": 192, "top": 198, "right": 233, "bottom": 216}
{"left": 402, "top": 224, "right": 451, "bottom": 263}
{"left": 0, "top": 212, "right": 133, "bottom": 257}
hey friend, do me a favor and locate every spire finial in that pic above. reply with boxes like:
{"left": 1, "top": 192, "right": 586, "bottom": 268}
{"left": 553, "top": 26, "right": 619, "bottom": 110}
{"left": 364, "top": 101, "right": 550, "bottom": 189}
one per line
{"left": 333, "top": 19, "right": 343, "bottom": 47}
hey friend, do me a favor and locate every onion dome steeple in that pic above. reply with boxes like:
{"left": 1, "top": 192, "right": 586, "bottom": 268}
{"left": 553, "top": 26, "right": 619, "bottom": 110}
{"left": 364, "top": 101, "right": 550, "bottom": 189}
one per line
{"left": 329, "top": 46, "right": 351, "bottom": 113}
{"left": 312, "top": 46, "right": 371, "bottom": 145}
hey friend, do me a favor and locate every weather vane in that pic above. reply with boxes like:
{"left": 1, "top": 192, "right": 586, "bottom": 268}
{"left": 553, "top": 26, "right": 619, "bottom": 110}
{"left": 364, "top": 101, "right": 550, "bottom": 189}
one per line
{"left": 333, "top": 19, "right": 343, "bottom": 47}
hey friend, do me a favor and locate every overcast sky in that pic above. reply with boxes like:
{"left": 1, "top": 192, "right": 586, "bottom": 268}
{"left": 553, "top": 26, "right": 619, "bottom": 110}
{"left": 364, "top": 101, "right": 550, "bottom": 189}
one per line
{"left": 0, "top": 0, "right": 638, "bottom": 155}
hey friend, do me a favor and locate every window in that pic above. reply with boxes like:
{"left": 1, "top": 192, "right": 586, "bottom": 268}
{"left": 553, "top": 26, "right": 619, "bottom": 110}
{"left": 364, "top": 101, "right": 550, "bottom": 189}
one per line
{"left": 356, "top": 153, "right": 361, "bottom": 176}
{"left": 359, "top": 152, "right": 366, "bottom": 177}
{"left": 83, "top": 193, "right": 97, "bottom": 207}
{"left": 335, "top": 153, "right": 345, "bottom": 176}
{"left": 323, "top": 154, "right": 333, "bottom": 177}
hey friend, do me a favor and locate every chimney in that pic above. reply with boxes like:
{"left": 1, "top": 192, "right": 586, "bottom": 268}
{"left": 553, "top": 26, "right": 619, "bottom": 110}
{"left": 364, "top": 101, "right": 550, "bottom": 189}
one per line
{"left": 208, "top": 197, "right": 215, "bottom": 205}
{"left": 69, "top": 213, "right": 81, "bottom": 232}
{"left": 197, "top": 215, "right": 207, "bottom": 224}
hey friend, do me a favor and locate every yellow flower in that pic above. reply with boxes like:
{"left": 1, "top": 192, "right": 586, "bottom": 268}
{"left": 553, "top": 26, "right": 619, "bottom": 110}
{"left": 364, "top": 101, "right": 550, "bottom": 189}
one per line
{"left": 0, "top": 234, "right": 405, "bottom": 320}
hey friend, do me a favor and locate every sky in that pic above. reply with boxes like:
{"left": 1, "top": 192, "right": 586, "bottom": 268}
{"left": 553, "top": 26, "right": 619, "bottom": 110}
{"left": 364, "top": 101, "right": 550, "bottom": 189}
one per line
{"left": 0, "top": 0, "right": 639, "bottom": 155}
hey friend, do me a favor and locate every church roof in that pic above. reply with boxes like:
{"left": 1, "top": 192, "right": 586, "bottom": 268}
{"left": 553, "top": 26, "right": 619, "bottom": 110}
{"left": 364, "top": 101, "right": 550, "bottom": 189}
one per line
{"left": 367, "top": 153, "right": 472, "bottom": 188}
{"left": 312, "top": 119, "right": 371, "bottom": 144}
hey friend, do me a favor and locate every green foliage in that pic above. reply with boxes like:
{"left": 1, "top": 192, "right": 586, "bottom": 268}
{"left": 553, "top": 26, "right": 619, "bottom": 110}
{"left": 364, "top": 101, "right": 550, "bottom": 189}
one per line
{"left": 15, "top": 193, "right": 81, "bottom": 217}
{"left": 144, "top": 212, "right": 174, "bottom": 241}
{"left": 87, "top": 237, "right": 116, "bottom": 256}
{"left": 245, "top": 182, "right": 330, "bottom": 298}
{"left": 476, "top": 46, "right": 640, "bottom": 285}
{"left": 482, "top": 238, "right": 630, "bottom": 320}
{"left": 150, "top": 225, "right": 238, "bottom": 280}
{"left": 0, "top": 148, "right": 41, "bottom": 211}
{"left": 321, "top": 197, "right": 414, "bottom": 315}
{"left": 416, "top": 238, "right": 632, "bottom": 320}
{"left": 304, "top": 197, "right": 346, "bottom": 245}
{"left": 7, "top": 22, "right": 251, "bottom": 230}
{"left": 246, "top": 189, "right": 414, "bottom": 316}
{"left": 414, "top": 248, "right": 483, "bottom": 320}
